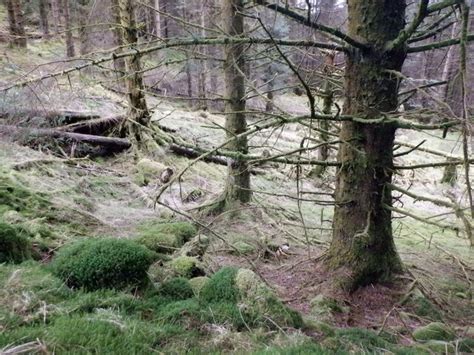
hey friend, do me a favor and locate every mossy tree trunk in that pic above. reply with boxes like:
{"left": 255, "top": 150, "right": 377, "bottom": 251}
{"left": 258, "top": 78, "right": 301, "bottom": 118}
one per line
{"left": 324, "top": 0, "right": 407, "bottom": 291}
{"left": 222, "top": 0, "right": 251, "bottom": 205}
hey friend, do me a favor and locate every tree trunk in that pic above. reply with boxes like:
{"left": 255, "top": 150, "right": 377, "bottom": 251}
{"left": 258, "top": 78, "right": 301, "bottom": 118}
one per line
{"left": 7, "top": 0, "right": 27, "bottom": 47}
{"left": 222, "top": 0, "right": 251, "bottom": 205}
{"left": 77, "top": 0, "right": 90, "bottom": 55}
{"left": 39, "top": 0, "right": 50, "bottom": 38}
{"left": 51, "top": 0, "right": 60, "bottom": 34}
{"left": 324, "top": 0, "right": 406, "bottom": 291}
{"left": 62, "top": 0, "right": 75, "bottom": 57}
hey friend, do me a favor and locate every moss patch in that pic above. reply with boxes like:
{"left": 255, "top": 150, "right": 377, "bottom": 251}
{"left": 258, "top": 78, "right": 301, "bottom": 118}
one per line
{"left": 50, "top": 238, "right": 155, "bottom": 291}
{"left": 0, "top": 222, "right": 32, "bottom": 263}
{"left": 170, "top": 256, "right": 205, "bottom": 279}
{"left": 135, "top": 221, "right": 198, "bottom": 253}
{"left": 413, "top": 322, "right": 456, "bottom": 342}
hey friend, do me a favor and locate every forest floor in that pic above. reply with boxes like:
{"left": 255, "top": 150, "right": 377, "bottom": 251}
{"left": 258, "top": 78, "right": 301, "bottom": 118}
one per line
{"left": 0, "top": 26, "right": 473, "bottom": 354}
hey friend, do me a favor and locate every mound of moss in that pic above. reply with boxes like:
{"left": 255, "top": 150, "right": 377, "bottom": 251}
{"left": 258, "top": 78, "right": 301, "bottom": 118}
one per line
{"left": 189, "top": 276, "right": 210, "bottom": 296}
{"left": 136, "top": 221, "right": 197, "bottom": 253}
{"left": 413, "top": 322, "right": 456, "bottom": 342}
{"left": 158, "top": 278, "right": 194, "bottom": 300}
{"left": 170, "top": 256, "right": 205, "bottom": 278}
{"left": 0, "top": 170, "right": 52, "bottom": 218}
{"left": 50, "top": 238, "right": 155, "bottom": 291}
{"left": 0, "top": 221, "right": 32, "bottom": 263}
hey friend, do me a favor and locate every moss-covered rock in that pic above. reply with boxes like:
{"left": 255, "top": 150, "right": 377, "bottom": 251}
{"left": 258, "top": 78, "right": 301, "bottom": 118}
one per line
{"left": 50, "top": 238, "right": 155, "bottom": 291}
{"left": 179, "top": 234, "right": 209, "bottom": 258}
{"left": 189, "top": 276, "right": 210, "bottom": 296}
{"left": 310, "top": 294, "right": 349, "bottom": 320}
{"left": 135, "top": 158, "right": 166, "bottom": 186}
{"left": 136, "top": 221, "right": 198, "bottom": 253}
{"left": 234, "top": 269, "right": 303, "bottom": 328}
{"left": 170, "top": 256, "right": 205, "bottom": 278}
{"left": 421, "top": 340, "right": 455, "bottom": 354}
{"left": 413, "top": 322, "right": 456, "bottom": 342}
{"left": 302, "top": 317, "right": 335, "bottom": 336}
{"left": 231, "top": 241, "right": 255, "bottom": 255}
{"left": 0, "top": 221, "right": 32, "bottom": 263}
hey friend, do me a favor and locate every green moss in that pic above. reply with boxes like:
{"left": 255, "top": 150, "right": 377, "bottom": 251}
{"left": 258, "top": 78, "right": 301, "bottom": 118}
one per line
{"left": 302, "top": 317, "right": 335, "bottom": 336}
{"left": 189, "top": 276, "right": 210, "bottom": 296}
{"left": 234, "top": 269, "right": 303, "bottom": 329}
{"left": 231, "top": 241, "right": 256, "bottom": 255}
{"left": 50, "top": 238, "right": 155, "bottom": 291}
{"left": 136, "top": 221, "right": 198, "bottom": 253}
{"left": 158, "top": 278, "right": 194, "bottom": 300}
{"left": 254, "top": 342, "right": 329, "bottom": 355}
{"left": 200, "top": 267, "right": 239, "bottom": 303}
{"left": 0, "top": 222, "right": 32, "bottom": 263}
{"left": 310, "top": 294, "right": 349, "bottom": 319}
{"left": 0, "top": 170, "right": 57, "bottom": 224}
{"left": 413, "top": 322, "right": 456, "bottom": 342}
{"left": 421, "top": 340, "right": 455, "bottom": 354}
{"left": 458, "top": 338, "right": 474, "bottom": 353}
{"left": 170, "top": 256, "right": 205, "bottom": 278}
{"left": 332, "top": 328, "right": 395, "bottom": 353}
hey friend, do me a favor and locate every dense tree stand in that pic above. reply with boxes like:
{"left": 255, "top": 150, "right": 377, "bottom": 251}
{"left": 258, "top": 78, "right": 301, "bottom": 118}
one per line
{"left": 323, "top": 0, "right": 407, "bottom": 292}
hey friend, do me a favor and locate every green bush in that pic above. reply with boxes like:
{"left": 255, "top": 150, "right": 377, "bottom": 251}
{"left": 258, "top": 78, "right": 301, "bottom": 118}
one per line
{"left": 0, "top": 222, "right": 32, "bottom": 263}
{"left": 50, "top": 238, "right": 155, "bottom": 291}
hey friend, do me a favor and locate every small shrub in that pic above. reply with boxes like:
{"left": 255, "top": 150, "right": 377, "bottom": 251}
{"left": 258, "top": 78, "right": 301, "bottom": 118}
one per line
{"left": 50, "top": 238, "right": 155, "bottom": 291}
{"left": 158, "top": 278, "right": 194, "bottom": 300}
{"left": 0, "top": 222, "right": 32, "bottom": 263}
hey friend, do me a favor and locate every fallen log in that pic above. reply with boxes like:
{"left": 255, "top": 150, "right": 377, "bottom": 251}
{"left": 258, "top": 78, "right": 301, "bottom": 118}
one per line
{"left": 0, "top": 109, "right": 101, "bottom": 125}
{"left": 57, "top": 115, "right": 125, "bottom": 134}
{"left": 0, "top": 124, "right": 131, "bottom": 152}
{"left": 169, "top": 143, "right": 228, "bottom": 166}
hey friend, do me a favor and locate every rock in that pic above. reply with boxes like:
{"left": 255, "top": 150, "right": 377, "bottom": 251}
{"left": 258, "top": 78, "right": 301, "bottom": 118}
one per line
{"left": 189, "top": 276, "right": 210, "bottom": 296}
{"left": 413, "top": 322, "right": 456, "bottom": 342}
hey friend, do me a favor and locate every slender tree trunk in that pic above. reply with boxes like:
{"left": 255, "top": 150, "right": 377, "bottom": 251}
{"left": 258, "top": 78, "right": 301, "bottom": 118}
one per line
{"left": 222, "top": 0, "right": 251, "bottom": 205}
{"left": 51, "top": 0, "right": 60, "bottom": 34}
{"left": 39, "top": 0, "right": 50, "bottom": 38}
{"left": 198, "top": 1, "right": 209, "bottom": 110}
{"left": 324, "top": 0, "right": 406, "bottom": 291}
{"left": 7, "top": 0, "right": 27, "bottom": 47}
{"left": 62, "top": 0, "right": 75, "bottom": 57}
{"left": 77, "top": 0, "right": 89, "bottom": 56}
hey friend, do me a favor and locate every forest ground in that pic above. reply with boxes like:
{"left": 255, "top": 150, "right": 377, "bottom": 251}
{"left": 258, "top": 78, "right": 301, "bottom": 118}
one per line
{"left": 0, "top": 18, "right": 473, "bottom": 354}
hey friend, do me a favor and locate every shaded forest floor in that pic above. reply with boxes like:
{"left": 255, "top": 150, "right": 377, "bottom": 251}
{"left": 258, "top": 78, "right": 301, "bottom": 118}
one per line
{"left": 0, "top": 26, "right": 473, "bottom": 355}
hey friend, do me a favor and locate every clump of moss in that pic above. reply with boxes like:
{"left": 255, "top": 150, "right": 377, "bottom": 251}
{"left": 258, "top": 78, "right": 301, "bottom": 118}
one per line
{"left": 235, "top": 269, "right": 303, "bottom": 328}
{"left": 0, "top": 170, "right": 53, "bottom": 219}
{"left": 413, "top": 322, "right": 456, "bottom": 342}
{"left": 325, "top": 328, "right": 396, "bottom": 353}
{"left": 158, "top": 278, "right": 194, "bottom": 300}
{"left": 135, "top": 158, "right": 166, "bottom": 186}
{"left": 170, "top": 256, "right": 205, "bottom": 279}
{"left": 200, "top": 267, "right": 239, "bottom": 303}
{"left": 188, "top": 276, "right": 210, "bottom": 296}
{"left": 231, "top": 241, "right": 255, "bottom": 255}
{"left": 50, "top": 238, "right": 155, "bottom": 291}
{"left": 136, "top": 221, "right": 197, "bottom": 253}
{"left": 0, "top": 221, "right": 32, "bottom": 263}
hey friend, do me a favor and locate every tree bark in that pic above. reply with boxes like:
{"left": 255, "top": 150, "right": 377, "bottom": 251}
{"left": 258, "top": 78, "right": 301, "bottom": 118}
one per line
{"left": 39, "top": 0, "right": 50, "bottom": 38}
{"left": 222, "top": 0, "right": 251, "bottom": 204}
{"left": 77, "top": 0, "right": 90, "bottom": 55}
{"left": 62, "top": 0, "right": 75, "bottom": 57}
{"left": 7, "top": 0, "right": 27, "bottom": 47}
{"left": 324, "top": 0, "right": 406, "bottom": 291}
